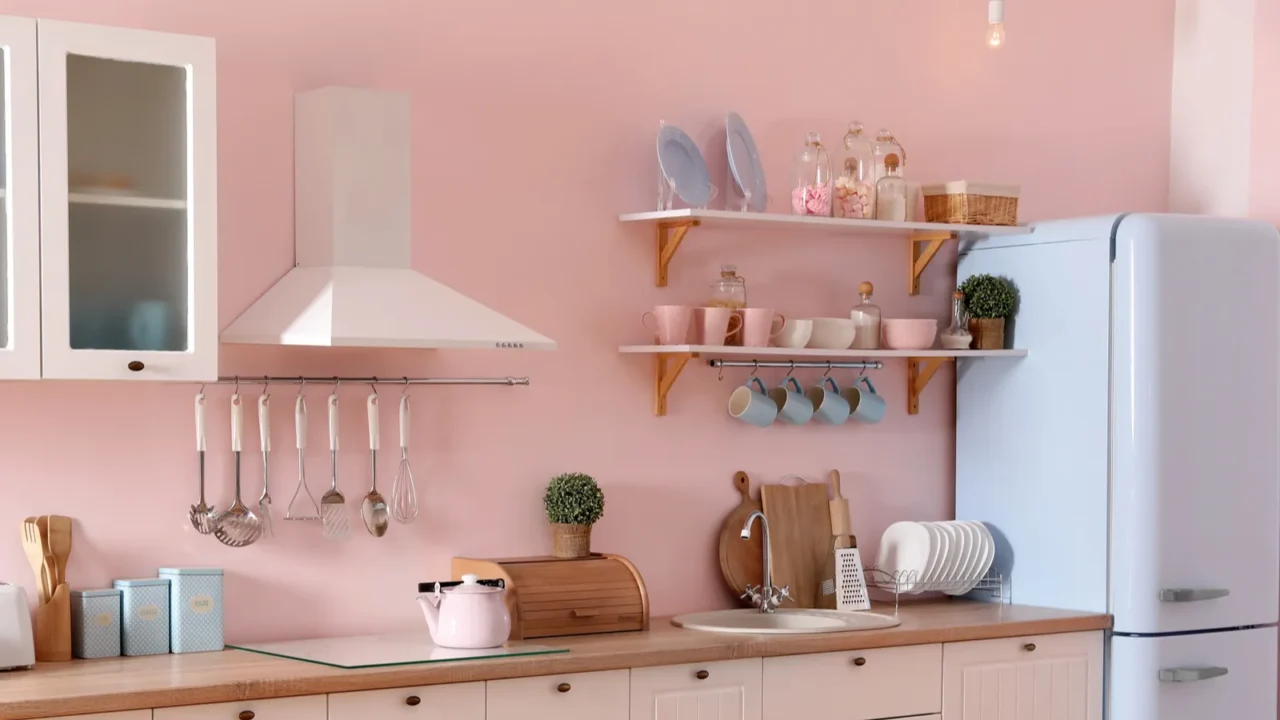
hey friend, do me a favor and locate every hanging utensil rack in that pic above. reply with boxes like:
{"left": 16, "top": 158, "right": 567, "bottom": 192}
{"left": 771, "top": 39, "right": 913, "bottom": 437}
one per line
{"left": 206, "top": 375, "right": 530, "bottom": 387}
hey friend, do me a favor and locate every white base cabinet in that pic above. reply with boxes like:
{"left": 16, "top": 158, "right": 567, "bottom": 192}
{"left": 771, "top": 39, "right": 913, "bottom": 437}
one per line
{"left": 631, "top": 658, "right": 762, "bottom": 720}
{"left": 487, "top": 668, "right": 629, "bottom": 720}
{"left": 328, "top": 682, "right": 485, "bottom": 720}
{"left": 152, "top": 695, "right": 325, "bottom": 720}
{"left": 941, "top": 632, "right": 1103, "bottom": 720}
{"left": 45, "top": 713, "right": 152, "bottom": 720}
{"left": 763, "top": 643, "right": 942, "bottom": 720}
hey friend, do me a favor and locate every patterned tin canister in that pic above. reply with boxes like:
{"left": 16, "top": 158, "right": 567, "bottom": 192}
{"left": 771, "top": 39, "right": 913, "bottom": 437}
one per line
{"left": 70, "top": 589, "right": 121, "bottom": 659}
{"left": 112, "top": 578, "right": 170, "bottom": 656}
{"left": 158, "top": 567, "right": 223, "bottom": 653}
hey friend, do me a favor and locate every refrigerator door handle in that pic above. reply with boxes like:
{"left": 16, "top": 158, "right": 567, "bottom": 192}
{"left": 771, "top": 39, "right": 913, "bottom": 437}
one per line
{"left": 1159, "top": 588, "right": 1230, "bottom": 603}
{"left": 1158, "top": 666, "right": 1229, "bottom": 683}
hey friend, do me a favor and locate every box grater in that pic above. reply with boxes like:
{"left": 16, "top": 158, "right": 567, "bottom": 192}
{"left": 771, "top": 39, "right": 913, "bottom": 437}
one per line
{"left": 834, "top": 547, "right": 870, "bottom": 611}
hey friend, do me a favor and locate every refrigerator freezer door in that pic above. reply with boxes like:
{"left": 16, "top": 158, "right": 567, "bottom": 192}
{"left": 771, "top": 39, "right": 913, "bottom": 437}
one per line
{"left": 1109, "top": 627, "right": 1277, "bottom": 720}
{"left": 1110, "top": 214, "right": 1280, "bottom": 634}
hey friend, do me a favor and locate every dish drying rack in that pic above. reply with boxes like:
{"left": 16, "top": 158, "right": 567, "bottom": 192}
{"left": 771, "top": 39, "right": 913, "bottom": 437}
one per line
{"left": 863, "top": 567, "right": 1008, "bottom": 615}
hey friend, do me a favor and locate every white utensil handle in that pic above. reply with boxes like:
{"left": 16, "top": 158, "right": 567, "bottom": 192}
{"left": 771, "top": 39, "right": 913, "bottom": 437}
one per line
{"left": 258, "top": 394, "right": 270, "bottom": 452}
{"left": 367, "top": 394, "right": 379, "bottom": 450}
{"left": 399, "top": 395, "right": 410, "bottom": 450}
{"left": 231, "top": 394, "right": 243, "bottom": 452}
{"left": 328, "top": 393, "right": 339, "bottom": 451}
{"left": 195, "top": 393, "right": 206, "bottom": 452}
{"left": 295, "top": 396, "right": 307, "bottom": 450}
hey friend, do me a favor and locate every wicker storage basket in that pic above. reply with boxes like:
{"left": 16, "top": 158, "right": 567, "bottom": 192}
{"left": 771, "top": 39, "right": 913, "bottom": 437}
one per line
{"left": 921, "top": 181, "right": 1020, "bottom": 226}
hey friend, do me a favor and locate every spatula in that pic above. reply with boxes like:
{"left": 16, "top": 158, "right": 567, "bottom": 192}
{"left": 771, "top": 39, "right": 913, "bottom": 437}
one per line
{"left": 47, "top": 516, "right": 71, "bottom": 589}
{"left": 321, "top": 392, "right": 350, "bottom": 541}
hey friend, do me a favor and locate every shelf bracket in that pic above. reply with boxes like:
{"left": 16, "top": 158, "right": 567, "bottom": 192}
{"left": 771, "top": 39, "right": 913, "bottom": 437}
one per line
{"left": 907, "top": 356, "right": 954, "bottom": 415}
{"left": 654, "top": 352, "right": 696, "bottom": 416}
{"left": 655, "top": 220, "right": 700, "bottom": 287}
{"left": 908, "top": 231, "right": 955, "bottom": 296}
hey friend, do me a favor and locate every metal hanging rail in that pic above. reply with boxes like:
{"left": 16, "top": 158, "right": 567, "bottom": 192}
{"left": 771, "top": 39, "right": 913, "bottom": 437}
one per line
{"left": 208, "top": 375, "right": 529, "bottom": 387}
{"left": 707, "top": 360, "right": 884, "bottom": 371}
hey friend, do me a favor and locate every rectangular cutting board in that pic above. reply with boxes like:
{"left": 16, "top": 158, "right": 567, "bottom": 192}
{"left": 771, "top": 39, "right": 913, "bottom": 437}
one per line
{"left": 761, "top": 481, "right": 833, "bottom": 608}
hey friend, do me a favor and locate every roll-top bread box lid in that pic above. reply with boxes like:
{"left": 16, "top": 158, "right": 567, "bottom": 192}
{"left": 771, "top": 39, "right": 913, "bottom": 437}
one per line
{"left": 452, "top": 554, "right": 648, "bottom": 640}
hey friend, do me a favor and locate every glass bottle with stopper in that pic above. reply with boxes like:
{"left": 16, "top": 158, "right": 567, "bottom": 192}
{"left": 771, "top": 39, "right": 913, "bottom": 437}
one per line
{"left": 875, "top": 154, "right": 908, "bottom": 222}
{"left": 872, "top": 129, "right": 906, "bottom": 184}
{"left": 710, "top": 265, "right": 747, "bottom": 346}
{"left": 941, "top": 290, "right": 974, "bottom": 349}
{"left": 835, "top": 122, "right": 874, "bottom": 219}
{"left": 850, "top": 281, "right": 882, "bottom": 350}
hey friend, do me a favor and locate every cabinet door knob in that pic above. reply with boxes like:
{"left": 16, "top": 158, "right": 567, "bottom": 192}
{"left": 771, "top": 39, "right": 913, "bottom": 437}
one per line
{"left": 557, "top": 683, "right": 571, "bottom": 693}
{"left": 405, "top": 695, "right": 421, "bottom": 706}
{"left": 852, "top": 656, "right": 867, "bottom": 666}
{"left": 237, "top": 712, "right": 255, "bottom": 720}
{"left": 1023, "top": 643, "right": 1037, "bottom": 652}
{"left": 695, "top": 670, "right": 710, "bottom": 680}
{"left": 127, "top": 361, "right": 145, "bottom": 372}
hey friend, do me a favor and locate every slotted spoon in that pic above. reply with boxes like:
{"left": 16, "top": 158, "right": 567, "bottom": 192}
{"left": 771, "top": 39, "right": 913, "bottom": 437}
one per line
{"left": 189, "top": 392, "right": 218, "bottom": 534}
{"left": 390, "top": 391, "right": 418, "bottom": 523}
{"left": 215, "top": 393, "right": 263, "bottom": 548}
{"left": 321, "top": 391, "right": 350, "bottom": 541}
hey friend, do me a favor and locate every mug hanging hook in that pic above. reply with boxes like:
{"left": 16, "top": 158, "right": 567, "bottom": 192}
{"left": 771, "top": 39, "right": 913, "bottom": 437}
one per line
{"left": 823, "top": 362, "right": 833, "bottom": 378}
{"left": 297, "top": 377, "right": 306, "bottom": 397}
{"left": 749, "top": 361, "right": 760, "bottom": 379}
{"left": 369, "top": 377, "right": 378, "bottom": 396}
{"left": 402, "top": 377, "right": 411, "bottom": 398}
{"left": 261, "top": 376, "right": 270, "bottom": 396}
{"left": 717, "top": 363, "right": 725, "bottom": 382}
{"left": 858, "top": 365, "right": 867, "bottom": 378}
{"left": 333, "top": 376, "right": 340, "bottom": 392}
{"left": 233, "top": 376, "right": 240, "bottom": 394}
{"left": 198, "top": 382, "right": 206, "bottom": 395}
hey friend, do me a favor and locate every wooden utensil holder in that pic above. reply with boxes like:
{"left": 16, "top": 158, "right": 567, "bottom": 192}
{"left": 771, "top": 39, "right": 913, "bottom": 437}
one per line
{"left": 35, "top": 583, "right": 71, "bottom": 662}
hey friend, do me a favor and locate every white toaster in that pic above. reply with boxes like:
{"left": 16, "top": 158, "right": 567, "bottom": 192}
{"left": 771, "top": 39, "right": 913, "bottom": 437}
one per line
{"left": 0, "top": 583, "right": 34, "bottom": 670}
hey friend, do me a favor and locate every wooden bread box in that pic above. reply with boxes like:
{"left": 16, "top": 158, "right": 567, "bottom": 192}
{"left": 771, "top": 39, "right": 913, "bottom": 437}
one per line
{"left": 452, "top": 554, "right": 648, "bottom": 640}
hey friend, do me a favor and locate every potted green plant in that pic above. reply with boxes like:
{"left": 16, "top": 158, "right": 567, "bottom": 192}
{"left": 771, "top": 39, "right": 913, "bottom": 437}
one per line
{"left": 543, "top": 472, "right": 605, "bottom": 559}
{"left": 957, "top": 274, "right": 1018, "bottom": 350}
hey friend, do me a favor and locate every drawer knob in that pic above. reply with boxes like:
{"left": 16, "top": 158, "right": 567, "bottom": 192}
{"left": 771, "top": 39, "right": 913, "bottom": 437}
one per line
{"left": 1023, "top": 643, "right": 1037, "bottom": 652}
{"left": 405, "top": 695, "right": 421, "bottom": 706}
{"left": 695, "top": 670, "right": 710, "bottom": 680}
{"left": 127, "top": 361, "right": 145, "bottom": 372}
{"left": 557, "top": 683, "right": 571, "bottom": 693}
{"left": 852, "top": 656, "right": 867, "bottom": 667}
{"left": 238, "top": 712, "right": 255, "bottom": 720}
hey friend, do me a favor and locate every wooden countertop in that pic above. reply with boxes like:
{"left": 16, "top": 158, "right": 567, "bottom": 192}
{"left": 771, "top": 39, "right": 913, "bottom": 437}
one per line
{"left": 0, "top": 601, "right": 1110, "bottom": 720}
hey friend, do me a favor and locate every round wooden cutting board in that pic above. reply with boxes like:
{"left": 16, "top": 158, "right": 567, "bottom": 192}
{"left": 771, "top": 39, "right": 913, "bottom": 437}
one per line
{"left": 718, "top": 471, "right": 764, "bottom": 606}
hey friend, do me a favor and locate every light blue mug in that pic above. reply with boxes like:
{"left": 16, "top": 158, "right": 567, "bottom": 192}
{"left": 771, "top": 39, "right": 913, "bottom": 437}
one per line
{"left": 728, "top": 377, "right": 777, "bottom": 427}
{"left": 807, "top": 377, "right": 851, "bottom": 425}
{"left": 843, "top": 377, "right": 886, "bottom": 424}
{"left": 128, "top": 301, "right": 171, "bottom": 351}
{"left": 769, "top": 376, "right": 814, "bottom": 425}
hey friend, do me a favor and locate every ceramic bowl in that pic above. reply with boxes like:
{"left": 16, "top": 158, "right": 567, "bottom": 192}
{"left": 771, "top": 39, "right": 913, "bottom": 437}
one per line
{"left": 882, "top": 319, "right": 938, "bottom": 350}
{"left": 772, "top": 319, "right": 814, "bottom": 349}
{"left": 806, "top": 318, "right": 857, "bottom": 350}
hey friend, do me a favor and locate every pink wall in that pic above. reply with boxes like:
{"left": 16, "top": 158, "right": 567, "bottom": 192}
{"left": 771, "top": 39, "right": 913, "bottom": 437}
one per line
{"left": 1252, "top": 0, "right": 1280, "bottom": 223}
{"left": 0, "top": 0, "right": 1173, "bottom": 642}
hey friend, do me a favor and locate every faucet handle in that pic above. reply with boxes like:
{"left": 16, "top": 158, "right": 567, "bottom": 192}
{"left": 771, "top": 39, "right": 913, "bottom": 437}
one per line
{"left": 741, "top": 585, "right": 762, "bottom": 604}
{"left": 776, "top": 585, "right": 792, "bottom": 603}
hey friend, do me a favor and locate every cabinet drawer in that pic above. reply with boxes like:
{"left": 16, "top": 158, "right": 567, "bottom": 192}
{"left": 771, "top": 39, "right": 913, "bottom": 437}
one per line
{"left": 328, "top": 681, "right": 484, "bottom": 720}
{"left": 486, "top": 668, "right": 629, "bottom": 720}
{"left": 153, "top": 695, "right": 325, "bottom": 720}
{"left": 942, "top": 631, "right": 1103, "bottom": 720}
{"left": 763, "top": 643, "right": 942, "bottom": 720}
{"left": 46, "top": 707, "right": 151, "bottom": 712}
{"left": 631, "top": 658, "right": 762, "bottom": 720}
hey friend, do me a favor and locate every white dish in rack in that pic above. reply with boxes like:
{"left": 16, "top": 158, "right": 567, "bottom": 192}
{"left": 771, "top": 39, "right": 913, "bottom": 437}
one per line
{"left": 875, "top": 521, "right": 932, "bottom": 593}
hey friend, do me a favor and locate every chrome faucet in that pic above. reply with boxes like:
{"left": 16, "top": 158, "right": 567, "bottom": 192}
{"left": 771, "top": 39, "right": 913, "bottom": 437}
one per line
{"left": 740, "top": 510, "right": 790, "bottom": 613}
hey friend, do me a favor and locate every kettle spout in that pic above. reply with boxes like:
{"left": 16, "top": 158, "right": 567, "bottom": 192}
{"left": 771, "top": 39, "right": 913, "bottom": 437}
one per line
{"left": 417, "top": 593, "right": 442, "bottom": 638}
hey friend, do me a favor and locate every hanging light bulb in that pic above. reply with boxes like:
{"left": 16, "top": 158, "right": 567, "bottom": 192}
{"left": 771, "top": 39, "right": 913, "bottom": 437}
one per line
{"left": 986, "top": 0, "right": 1006, "bottom": 48}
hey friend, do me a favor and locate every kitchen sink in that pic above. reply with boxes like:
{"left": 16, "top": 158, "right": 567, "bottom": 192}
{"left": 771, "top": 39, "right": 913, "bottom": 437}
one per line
{"left": 670, "top": 608, "right": 901, "bottom": 635}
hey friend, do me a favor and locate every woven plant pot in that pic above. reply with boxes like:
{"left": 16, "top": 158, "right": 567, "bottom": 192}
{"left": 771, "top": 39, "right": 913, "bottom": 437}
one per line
{"left": 551, "top": 523, "right": 592, "bottom": 559}
{"left": 968, "top": 317, "right": 1006, "bottom": 350}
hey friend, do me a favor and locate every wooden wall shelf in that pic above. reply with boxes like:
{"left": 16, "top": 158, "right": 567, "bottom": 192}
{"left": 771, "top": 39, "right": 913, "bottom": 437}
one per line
{"left": 620, "top": 209, "right": 1029, "bottom": 294}
{"left": 619, "top": 346, "right": 1028, "bottom": 417}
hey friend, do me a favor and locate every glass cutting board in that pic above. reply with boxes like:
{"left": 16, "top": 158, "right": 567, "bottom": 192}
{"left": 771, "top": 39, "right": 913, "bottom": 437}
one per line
{"left": 229, "top": 632, "right": 567, "bottom": 669}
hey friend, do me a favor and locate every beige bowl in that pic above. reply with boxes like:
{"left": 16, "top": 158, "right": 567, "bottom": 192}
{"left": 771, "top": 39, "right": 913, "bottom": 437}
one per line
{"left": 806, "top": 318, "right": 857, "bottom": 350}
{"left": 882, "top": 319, "right": 938, "bottom": 350}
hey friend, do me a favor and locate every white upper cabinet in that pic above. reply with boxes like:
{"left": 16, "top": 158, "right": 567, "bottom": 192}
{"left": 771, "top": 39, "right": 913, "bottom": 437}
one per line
{"left": 0, "top": 16, "right": 39, "bottom": 379}
{"left": 29, "top": 18, "right": 216, "bottom": 381}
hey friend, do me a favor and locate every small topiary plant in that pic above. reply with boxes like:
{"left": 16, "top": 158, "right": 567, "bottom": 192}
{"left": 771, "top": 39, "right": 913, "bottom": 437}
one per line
{"left": 958, "top": 274, "right": 1019, "bottom": 319}
{"left": 544, "top": 472, "right": 605, "bottom": 527}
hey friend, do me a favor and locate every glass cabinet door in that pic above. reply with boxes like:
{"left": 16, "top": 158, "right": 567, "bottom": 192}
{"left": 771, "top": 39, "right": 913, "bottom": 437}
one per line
{"left": 0, "top": 17, "right": 40, "bottom": 379}
{"left": 38, "top": 20, "right": 216, "bottom": 381}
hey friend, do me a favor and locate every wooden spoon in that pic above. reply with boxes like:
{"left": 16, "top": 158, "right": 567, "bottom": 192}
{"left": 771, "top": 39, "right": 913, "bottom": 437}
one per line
{"left": 48, "top": 516, "right": 71, "bottom": 589}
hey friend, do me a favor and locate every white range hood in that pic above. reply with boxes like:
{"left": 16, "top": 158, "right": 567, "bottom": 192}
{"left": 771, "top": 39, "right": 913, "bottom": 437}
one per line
{"left": 222, "top": 87, "right": 555, "bottom": 350}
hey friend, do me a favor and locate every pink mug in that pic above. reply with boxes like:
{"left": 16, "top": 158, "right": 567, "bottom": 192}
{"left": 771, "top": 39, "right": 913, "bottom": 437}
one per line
{"left": 692, "top": 307, "right": 744, "bottom": 346}
{"left": 642, "top": 305, "right": 694, "bottom": 345}
{"left": 741, "top": 308, "right": 786, "bottom": 347}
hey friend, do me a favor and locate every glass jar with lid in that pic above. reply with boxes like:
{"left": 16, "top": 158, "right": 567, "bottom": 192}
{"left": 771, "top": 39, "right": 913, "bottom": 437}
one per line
{"left": 710, "top": 265, "right": 747, "bottom": 346}
{"left": 871, "top": 128, "right": 906, "bottom": 185}
{"left": 790, "top": 132, "right": 832, "bottom": 216}
{"left": 875, "top": 154, "right": 908, "bottom": 222}
{"left": 850, "top": 281, "right": 881, "bottom": 349}
{"left": 835, "top": 122, "right": 875, "bottom": 219}
{"left": 941, "top": 290, "right": 974, "bottom": 349}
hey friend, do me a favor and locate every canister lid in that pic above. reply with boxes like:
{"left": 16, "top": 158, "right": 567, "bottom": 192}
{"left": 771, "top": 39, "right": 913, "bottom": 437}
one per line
{"left": 71, "top": 589, "right": 121, "bottom": 598}
{"left": 113, "top": 578, "right": 171, "bottom": 587}
{"left": 158, "top": 567, "right": 223, "bottom": 576}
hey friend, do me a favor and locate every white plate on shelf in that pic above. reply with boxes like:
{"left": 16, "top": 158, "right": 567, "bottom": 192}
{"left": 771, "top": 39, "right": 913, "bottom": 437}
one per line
{"left": 876, "top": 521, "right": 931, "bottom": 593}
{"left": 726, "top": 111, "right": 766, "bottom": 211}
{"left": 657, "top": 124, "right": 712, "bottom": 208}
